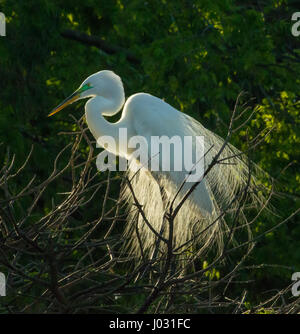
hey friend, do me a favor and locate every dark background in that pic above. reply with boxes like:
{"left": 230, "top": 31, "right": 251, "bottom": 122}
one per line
{"left": 0, "top": 0, "right": 299, "bottom": 313}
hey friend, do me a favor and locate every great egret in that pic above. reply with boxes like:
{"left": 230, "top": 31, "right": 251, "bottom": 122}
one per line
{"left": 49, "top": 70, "right": 265, "bottom": 261}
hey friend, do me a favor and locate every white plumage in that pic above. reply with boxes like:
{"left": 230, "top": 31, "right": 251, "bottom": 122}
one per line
{"left": 50, "top": 70, "right": 266, "bottom": 262}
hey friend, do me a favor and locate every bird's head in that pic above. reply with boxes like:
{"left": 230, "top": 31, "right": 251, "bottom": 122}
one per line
{"left": 48, "top": 70, "right": 123, "bottom": 117}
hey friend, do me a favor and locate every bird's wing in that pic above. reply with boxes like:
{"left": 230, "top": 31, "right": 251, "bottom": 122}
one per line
{"left": 126, "top": 93, "right": 213, "bottom": 215}
{"left": 121, "top": 93, "right": 269, "bottom": 261}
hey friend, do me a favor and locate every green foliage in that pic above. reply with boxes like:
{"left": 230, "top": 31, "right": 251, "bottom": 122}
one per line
{"left": 0, "top": 0, "right": 299, "bottom": 313}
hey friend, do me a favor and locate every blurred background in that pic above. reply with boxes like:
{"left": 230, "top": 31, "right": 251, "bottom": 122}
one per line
{"left": 0, "top": 0, "right": 299, "bottom": 313}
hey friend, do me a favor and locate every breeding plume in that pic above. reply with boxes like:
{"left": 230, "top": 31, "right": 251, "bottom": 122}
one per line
{"left": 49, "top": 70, "right": 265, "bottom": 261}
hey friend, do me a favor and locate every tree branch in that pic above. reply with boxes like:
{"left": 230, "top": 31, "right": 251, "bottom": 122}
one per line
{"left": 61, "top": 29, "right": 140, "bottom": 64}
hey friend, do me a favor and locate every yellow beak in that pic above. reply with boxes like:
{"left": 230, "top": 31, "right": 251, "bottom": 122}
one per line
{"left": 48, "top": 91, "right": 80, "bottom": 117}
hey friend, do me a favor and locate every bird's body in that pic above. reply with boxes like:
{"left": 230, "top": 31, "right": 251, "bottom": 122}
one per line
{"left": 50, "top": 70, "right": 266, "bottom": 262}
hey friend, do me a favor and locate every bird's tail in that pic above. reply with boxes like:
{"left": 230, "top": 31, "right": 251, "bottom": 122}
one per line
{"left": 120, "top": 167, "right": 227, "bottom": 265}
{"left": 120, "top": 116, "right": 271, "bottom": 266}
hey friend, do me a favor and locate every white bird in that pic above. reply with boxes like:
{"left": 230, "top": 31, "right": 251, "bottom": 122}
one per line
{"left": 49, "top": 70, "right": 266, "bottom": 263}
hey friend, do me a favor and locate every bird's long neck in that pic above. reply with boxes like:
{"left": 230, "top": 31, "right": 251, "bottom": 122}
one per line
{"left": 85, "top": 96, "right": 122, "bottom": 139}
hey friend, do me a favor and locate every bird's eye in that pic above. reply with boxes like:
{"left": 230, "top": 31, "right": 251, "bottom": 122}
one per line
{"left": 80, "top": 83, "right": 93, "bottom": 92}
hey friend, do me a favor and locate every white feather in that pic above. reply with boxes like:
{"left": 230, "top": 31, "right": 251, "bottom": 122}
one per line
{"left": 52, "top": 70, "right": 267, "bottom": 264}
